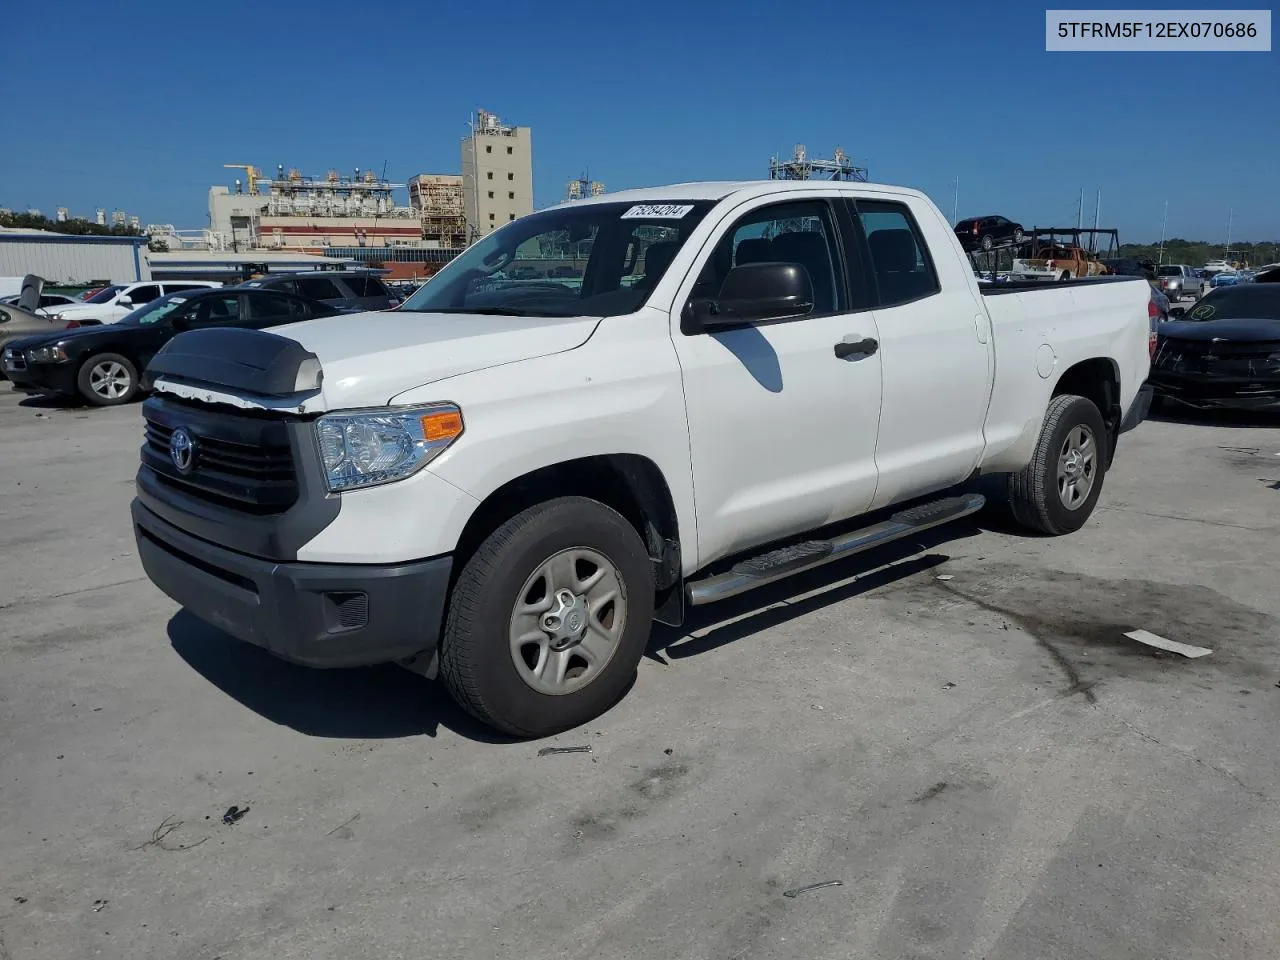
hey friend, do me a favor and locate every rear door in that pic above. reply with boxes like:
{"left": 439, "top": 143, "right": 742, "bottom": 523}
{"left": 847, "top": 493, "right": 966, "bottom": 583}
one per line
{"left": 669, "top": 194, "right": 883, "bottom": 565}
{"left": 848, "top": 196, "right": 993, "bottom": 509}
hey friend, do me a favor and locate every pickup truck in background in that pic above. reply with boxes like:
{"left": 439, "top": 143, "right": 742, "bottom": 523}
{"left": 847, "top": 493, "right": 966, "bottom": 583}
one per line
{"left": 1012, "top": 243, "right": 1106, "bottom": 282}
{"left": 1155, "top": 264, "right": 1206, "bottom": 301}
{"left": 130, "top": 180, "right": 1154, "bottom": 737}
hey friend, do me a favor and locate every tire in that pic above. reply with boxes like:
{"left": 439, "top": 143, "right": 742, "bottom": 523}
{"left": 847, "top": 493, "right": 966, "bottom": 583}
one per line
{"left": 76, "top": 353, "right": 138, "bottom": 406}
{"left": 1013, "top": 229, "right": 1025, "bottom": 244}
{"left": 439, "top": 496, "right": 655, "bottom": 738}
{"left": 981, "top": 234, "right": 994, "bottom": 251}
{"left": 1059, "top": 270, "right": 1072, "bottom": 281}
{"left": 1007, "top": 394, "right": 1108, "bottom": 535}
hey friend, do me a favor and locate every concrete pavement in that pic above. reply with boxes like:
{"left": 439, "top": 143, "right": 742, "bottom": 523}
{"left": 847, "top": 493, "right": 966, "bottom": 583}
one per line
{"left": 2, "top": 388, "right": 1279, "bottom": 960}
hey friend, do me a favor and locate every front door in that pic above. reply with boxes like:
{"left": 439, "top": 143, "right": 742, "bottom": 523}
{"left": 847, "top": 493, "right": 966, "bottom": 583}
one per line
{"left": 670, "top": 196, "right": 883, "bottom": 566}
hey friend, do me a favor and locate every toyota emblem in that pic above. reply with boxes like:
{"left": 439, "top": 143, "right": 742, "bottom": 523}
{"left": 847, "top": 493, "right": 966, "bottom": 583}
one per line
{"left": 169, "top": 427, "right": 197, "bottom": 475}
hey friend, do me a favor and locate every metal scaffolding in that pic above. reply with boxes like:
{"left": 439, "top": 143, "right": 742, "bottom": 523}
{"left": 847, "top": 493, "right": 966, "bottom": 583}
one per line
{"left": 768, "top": 144, "right": 868, "bottom": 182}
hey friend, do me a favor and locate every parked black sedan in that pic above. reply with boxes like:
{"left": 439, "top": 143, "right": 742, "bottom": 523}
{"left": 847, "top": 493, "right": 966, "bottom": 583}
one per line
{"left": 3, "top": 287, "right": 337, "bottom": 406}
{"left": 1150, "top": 284, "right": 1280, "bottom": 412}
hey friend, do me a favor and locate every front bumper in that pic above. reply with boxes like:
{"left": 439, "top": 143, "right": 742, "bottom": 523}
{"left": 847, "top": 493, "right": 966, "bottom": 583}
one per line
{"left": 2, "top": 352, "right": 75, "bottom": 394}
{"left": 133, "top": 499, "right": 453, "bottom": 669}
{"left": 1149, "top": 374, "right": 1280, "bottom": 411}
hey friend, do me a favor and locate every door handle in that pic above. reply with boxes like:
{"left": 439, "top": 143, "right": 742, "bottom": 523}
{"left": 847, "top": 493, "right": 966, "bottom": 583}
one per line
{"left": 833, "top": 337, "right": 878, "bottom": 360}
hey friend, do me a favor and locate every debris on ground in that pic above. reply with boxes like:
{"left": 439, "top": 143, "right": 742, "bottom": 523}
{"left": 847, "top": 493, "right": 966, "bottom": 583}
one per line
{"left": 783, "top": 880, "right": 843, "bottom": 898}
{"left": 92, "top": 899, "right": 108, "bottom": 912}
{"left": 941, "top": 681, "right": 957, "bottom": 690}
{"left": 1123, "top": 629, "right": 1212, "bottom": 659}
{"left": 663, "top": 748, "right": 674, "bottom": 756}
{"left": 537, "top": 746, "right": 591, "bottom": 757}
{"left": 810, "top": 704, "right": 824, "bottom": 711}
{"left": 325, "top": 813, "right": 360, "bottom": 837}
{"left": 222, "top": 805, "right": 249, "bottom": 825}
{"left": 935, "top": 574, "right": 955, "bottom": 581}
{"left": 132, "top": 815, "right": 208, "bottom": 852}
{"left": 14, "top": 896, "right": 27, "bottom": 904}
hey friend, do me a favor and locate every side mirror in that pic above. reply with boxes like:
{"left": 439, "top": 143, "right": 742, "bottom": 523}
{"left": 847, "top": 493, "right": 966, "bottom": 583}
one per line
{"left": 117, "top": 297, "right": 134, "bottom": 309}
{"left": 170, "top": 314, "right": 191, "bottom": 331}
{"left": 1169, "top": 306, "right": 1186, "bottom": 319}
{"left": 694, "top": 262, "right": 815, "bottom": 329}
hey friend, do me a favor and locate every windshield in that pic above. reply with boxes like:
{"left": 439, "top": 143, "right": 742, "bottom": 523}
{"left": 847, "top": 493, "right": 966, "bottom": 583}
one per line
{"left": 83, "top": 284, "right": 125, "bottom": 304}
{"left": 399, "top": 200, "right": 716, "bottom": 318}
{"left": 117, "top": 293, "right": 189, "bottom": 326}
{"left": 1186, "top": 287, "right": 1280, "bottom": 322}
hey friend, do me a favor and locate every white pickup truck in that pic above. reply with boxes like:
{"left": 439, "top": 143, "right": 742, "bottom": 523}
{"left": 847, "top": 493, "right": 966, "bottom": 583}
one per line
{"left": 131, "top": 180, "right": 1154, "bottom": 737}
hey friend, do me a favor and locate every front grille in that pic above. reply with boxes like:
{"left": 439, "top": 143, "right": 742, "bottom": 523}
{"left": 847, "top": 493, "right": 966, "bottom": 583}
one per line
{"left": 141, "top": 399, "right": 300, "bottom": 514}
{"left": 1154, "top": 338, "right": 1280, "bottom": 378}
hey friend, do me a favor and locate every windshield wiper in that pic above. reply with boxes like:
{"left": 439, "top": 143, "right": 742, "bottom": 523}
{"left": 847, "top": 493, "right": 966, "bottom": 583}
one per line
{"left": 403, "top": 306, "right": 569, "bottom": 317}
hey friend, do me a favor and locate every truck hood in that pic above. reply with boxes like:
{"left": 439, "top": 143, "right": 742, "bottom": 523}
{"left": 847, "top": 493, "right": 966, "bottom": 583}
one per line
{"left": 272, "top": 309, "right": 602, "bottom": 408}
{"left": 1159, "top": 318, "right": 1280, "bottom": 342}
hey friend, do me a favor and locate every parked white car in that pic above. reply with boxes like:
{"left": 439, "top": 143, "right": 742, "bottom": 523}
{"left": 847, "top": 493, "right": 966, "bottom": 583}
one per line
{"left": 131, "top": 179, "right": 1154, "bottom": 737}
{"left": 50, "top": 281, "right": 221, "bottom": 326}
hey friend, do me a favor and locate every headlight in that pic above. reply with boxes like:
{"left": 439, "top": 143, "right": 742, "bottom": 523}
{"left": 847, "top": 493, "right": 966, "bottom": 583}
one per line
{"left": 29, "top": 345, "right": 69, "bottom": 363}
{"left": 315, "top": 404, "right": 463, "bottom": 492}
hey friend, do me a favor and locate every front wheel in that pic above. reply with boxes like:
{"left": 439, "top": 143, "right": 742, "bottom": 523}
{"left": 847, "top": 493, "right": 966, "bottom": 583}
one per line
{"left": 981, "top": 234, "right": 994, "bottom": 251}
{"left": 1007, "top": 394, "right": 1108, "bottom": 535}
{"left": 77, "top": 353, "right": 138, "bottom": 406}
{"left": 439, "top": 496, "right": 655, "bottom": 737}
{"left": 1013, "top": 229, "right": 1025, "bottom": 244}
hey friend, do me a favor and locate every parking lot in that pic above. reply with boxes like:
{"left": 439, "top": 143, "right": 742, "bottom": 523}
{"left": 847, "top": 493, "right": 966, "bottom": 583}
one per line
{"left": 3, "top": 387, "right": 1280, "bottom": 960}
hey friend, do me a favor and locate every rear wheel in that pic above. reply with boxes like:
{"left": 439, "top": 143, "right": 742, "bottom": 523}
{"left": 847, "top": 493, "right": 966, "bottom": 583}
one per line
{"left": 439, "top": 496, "right": 655, "bottom": 738}
{"left": 1008, "top": 394, "right": 1108, "bottom": 535}
{"left": 1013, "top": 228, "right": 1025, "bottom": 244}
{"left": 76, "top": 353, "right": 138, "bottom": 406}
{"left": 981, "top": 234, "right": 994, "bottom": 251}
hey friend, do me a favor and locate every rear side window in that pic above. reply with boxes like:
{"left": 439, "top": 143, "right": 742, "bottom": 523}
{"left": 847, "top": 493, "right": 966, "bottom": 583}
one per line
{"left": 127, "top": 284, "right": 161, "bottom": 305}
{"left": 341, "top": 276, "right": 391, "bottom": 298}
{"left": 296, "top": 276, "right": 344, "bottom": 300}
{"left": 855, "top": 201, "right": 941, "bottom": 307}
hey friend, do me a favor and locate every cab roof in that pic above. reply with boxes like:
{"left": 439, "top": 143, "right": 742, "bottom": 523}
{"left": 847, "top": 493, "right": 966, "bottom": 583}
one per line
{"left": 551, "top": 179, "right": 928, "bottom": 208}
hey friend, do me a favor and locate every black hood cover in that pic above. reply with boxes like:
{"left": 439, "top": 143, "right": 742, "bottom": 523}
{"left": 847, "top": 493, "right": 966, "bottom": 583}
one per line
{"left": 1159, "top": 318, "right": 1280, "bottom": 343}
{"left": 143, "top": 327, "right": 322, "bottom": 398}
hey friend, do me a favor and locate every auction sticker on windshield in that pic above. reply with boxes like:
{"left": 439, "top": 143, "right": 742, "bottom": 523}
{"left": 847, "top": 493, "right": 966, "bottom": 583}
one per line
{"left": 621, "top": 204, "right": 695, "bottom": 219}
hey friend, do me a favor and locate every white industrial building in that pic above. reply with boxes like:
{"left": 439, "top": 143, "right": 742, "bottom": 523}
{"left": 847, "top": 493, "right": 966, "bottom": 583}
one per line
{"left": 0, "top": 227, "right": 151, "bottom": 284}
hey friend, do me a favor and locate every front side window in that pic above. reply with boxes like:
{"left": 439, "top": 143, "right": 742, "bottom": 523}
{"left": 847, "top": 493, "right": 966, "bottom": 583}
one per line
{"left": 185, "top": 295, "right": 242, "bottom": 326}
{"left": 856, "top": 200, "right": 940, "bottom": 307}
{"left": 399, "top": 199, "right": 715, "bottom": 318}
{"left": 689, "top": 200, "right": 844, "bottom": 315}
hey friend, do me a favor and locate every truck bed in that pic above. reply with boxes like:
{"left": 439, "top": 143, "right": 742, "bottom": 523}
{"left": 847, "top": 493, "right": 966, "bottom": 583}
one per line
{"left": 979, "top": 276, "right": 1146, "bottom": 296}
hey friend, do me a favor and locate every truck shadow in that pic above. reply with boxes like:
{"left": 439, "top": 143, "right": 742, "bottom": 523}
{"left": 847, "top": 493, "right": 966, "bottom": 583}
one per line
{"left": 167, "top": 612, "right": 516, "bottom": 743}
{"left": 167, "top": 514, "right": 988, "bottom": 744}
{"left": 651, "top": 521, "right": 980, "bottom": 662}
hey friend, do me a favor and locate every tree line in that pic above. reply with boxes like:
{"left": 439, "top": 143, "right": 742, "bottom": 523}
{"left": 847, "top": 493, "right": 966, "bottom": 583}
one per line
{"left": 0, "top": 210, "right": 143, "bottom": 237}
{"left": 1117, "top": 238, "right": 1280, "bottom": 266}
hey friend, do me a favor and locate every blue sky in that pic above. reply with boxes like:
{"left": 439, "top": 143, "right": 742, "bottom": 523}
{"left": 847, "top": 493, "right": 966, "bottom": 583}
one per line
{"left": 3, "top": 0, "right": 1276, "bottom": 242}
